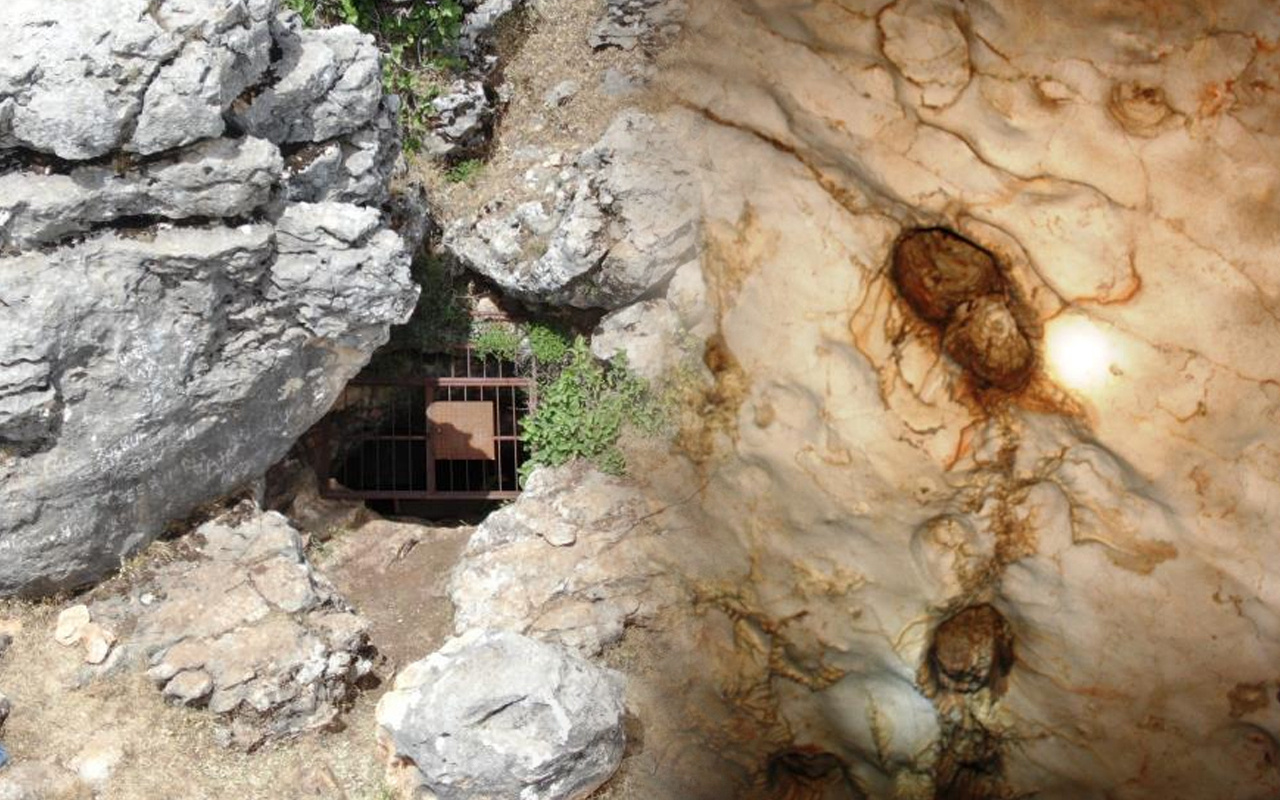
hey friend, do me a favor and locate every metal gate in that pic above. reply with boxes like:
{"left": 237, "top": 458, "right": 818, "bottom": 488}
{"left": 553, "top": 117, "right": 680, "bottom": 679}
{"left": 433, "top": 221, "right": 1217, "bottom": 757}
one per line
{"left": 315, "top": 345, "right": 535, "bottom": 501}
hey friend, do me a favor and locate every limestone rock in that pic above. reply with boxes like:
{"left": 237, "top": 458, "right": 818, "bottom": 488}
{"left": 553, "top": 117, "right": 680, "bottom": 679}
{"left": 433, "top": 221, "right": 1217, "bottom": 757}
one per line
{"left": 53, "top": 606, "right": 90, "bottom": 647}
{"left": 79, "top": 623, "right": 117, "bottom": 666}
{"left": 449, "top": 463, "right": 677, "bottom": 656}
{"left": 445, "top": 110, "right": 701, "bottom": 309}
{"left": 458, "top": 0, "right": 524, "bottom": 57}
{"left": 0, "top": 0, "right": 417, "bottom": 597}
{"left": 590, "top": 298, "right": 686, "bottom": 381}
{"left": 0, "top": 0, "right": 267, "bottom": 160}
{"left": 280, "top": 98, "right": 403, "bottom": 206}
{"left": 87, "top": 506, "right": 374, "bottom": 749}
{"left": 0, "top": 137, "right": 282, "bottom": 250}
{"left": 227, "top": 18, "right": 383, "bottom": 144}
{"left": 589, "top": 0, "right": 686, "bottom": 51}
{"left": 419, "top": 79, "right": 494, "bottom": 160}
{"left": 376, "top": 629, "right": 626, "bottom": 800}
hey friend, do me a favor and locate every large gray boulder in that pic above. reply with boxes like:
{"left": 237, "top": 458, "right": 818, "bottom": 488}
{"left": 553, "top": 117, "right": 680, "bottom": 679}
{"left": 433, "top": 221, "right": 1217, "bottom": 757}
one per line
{"left": 444, "top": 110, "right": 701, "bottom": 309}
{"left": 0, "top": 0, "right": 419, "bottom": 596}
{"left": 376, "top": 629, "right": 626, "bottom": 800}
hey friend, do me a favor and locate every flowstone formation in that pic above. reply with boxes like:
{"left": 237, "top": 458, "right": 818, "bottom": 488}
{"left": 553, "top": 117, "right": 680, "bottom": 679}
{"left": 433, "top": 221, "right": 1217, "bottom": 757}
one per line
{"left": 578, "top": 0, "right": 1280, "bottom": 797}
{"left": 0, "top": 0, "right": 418, "bottom": 595}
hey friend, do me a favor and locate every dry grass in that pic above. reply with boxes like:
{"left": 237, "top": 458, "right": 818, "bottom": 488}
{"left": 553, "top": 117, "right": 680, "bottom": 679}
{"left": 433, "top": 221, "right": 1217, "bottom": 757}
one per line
{"left": 410, "top": 0, "right": 659, "bottom": 225}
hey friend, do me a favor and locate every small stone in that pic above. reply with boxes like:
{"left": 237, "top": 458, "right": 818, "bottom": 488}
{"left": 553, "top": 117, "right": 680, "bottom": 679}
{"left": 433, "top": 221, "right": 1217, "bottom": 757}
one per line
{"left": 80, "top": 623, "right": 117, "bottom": 665}
{"left": 0, "top": 690, "right": 11, "bottom": 728}
{"left": 543, "top": 80, "right": 581, "bottom": 109}
{"left": 377, "top": 629, "right": 626, "bottom": 800}
{"left": 163, "top": 670, "right": 214, "bottom": 706}
{"left": 0, "top": 633, "right": 11, "bottom": 659}
{"left": 54, "top": 605, "right": 91, "bottom": 647}
{"left": 69, "top": 730, "right": 126, "bottom": 787}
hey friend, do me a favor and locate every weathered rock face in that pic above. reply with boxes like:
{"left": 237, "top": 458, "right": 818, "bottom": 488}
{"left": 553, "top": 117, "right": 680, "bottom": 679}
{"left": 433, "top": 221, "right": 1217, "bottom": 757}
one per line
{"left": 0, "top": 0, "right": 418, "bottom": 596}
{"left": 86, "top": 505, "right": 375, "bottom": 750}
{"left": 616, "top": 0, "right": 1280, "bottom": 797}
{"left": 444, "top": 109, "right": 701, "bottom": 309}
{"left": 375, "top": 629, "right": 626, "bottom": 800}
{"left": 589, "top": 0, "right": 686, "bottom": 52}
{"left": 449, "top": 463, "right": 679, "bottom": 656}
{"left": 420, "top": 79, "right": 495, "bottom": 159}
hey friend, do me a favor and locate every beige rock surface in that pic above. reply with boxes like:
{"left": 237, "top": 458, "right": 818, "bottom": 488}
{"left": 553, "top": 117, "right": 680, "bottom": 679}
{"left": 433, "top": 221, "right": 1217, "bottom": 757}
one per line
{"left": 575, "top": 0, "right": 1280, "bottom": 797}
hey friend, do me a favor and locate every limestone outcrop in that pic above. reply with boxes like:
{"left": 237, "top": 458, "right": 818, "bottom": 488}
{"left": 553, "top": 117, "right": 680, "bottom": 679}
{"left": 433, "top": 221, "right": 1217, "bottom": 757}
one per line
{"left": 0, "top": 0, "right": 418, "bottom": 596}
{"left": 85, "top": 506, "right": 375, "bottom": 750}
{"left": 444, "top": 110, "right": 700, "bottom": 309}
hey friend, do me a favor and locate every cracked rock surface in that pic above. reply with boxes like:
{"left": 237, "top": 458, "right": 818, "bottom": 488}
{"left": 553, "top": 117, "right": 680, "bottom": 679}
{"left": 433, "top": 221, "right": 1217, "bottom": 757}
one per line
{"left": 443, "top": 109, "right": 701, "bottom": 309}
{"left": 449, "top": 463, "right": 680, "bottom": 657}
{"left": 0, "top": 0, "right": 418, "bottom": 596}
{"left": 375, "top": 628, "right": 626, "bottom": 800}
{"left": 86, "top": 505, "right": 374, "bottom": 750}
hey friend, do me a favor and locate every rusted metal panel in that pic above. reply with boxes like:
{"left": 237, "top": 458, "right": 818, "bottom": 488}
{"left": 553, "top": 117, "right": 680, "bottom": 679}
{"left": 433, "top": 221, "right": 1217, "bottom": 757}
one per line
{"left": 428, "top": 401, "right": 496, "bottom": 460}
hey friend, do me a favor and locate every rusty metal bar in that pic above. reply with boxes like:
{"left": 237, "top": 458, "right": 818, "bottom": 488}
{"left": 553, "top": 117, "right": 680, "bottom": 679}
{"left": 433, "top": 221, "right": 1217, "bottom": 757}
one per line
{"left": 317, "top": 337, "right": 537, "bottom": 502}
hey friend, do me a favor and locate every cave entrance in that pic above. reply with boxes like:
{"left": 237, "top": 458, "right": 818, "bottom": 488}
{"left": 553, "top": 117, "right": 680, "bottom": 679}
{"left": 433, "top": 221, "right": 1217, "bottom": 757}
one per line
{"left": 314, "top": 342, "right": 535, "bottom": 514}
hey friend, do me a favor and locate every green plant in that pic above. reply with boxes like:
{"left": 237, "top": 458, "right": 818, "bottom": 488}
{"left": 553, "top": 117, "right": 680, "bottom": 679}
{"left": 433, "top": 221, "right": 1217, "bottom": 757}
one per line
{"left": 526, "top": 322, "right": 571, "bottom": 366}
{"left": 520, "top": 338, "right": 665, "bottom": 480}
{"left": 284, "top": 0, "right": 319, "bottom": 25}
{"left": 470, "top": 321, "right": 522, "bottom": 362}
{"left": 445, "top": 158, "right": 484, "bottom": 183}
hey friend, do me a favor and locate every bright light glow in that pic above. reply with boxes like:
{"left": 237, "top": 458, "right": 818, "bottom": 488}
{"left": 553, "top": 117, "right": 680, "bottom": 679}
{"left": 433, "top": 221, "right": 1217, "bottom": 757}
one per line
{"left": 1045, "top": 315, "right": 1113, "bottom": 390}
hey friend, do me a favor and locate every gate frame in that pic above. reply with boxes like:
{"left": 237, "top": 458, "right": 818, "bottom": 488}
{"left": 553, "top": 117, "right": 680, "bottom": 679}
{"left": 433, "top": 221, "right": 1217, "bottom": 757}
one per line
{"left": 315, "top": 343, "right": 537, "bottom": 502}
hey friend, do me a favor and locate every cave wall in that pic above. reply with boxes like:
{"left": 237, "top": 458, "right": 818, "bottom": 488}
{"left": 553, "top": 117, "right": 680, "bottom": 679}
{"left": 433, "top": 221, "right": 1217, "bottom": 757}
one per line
{"left": 643, "top": 0, "right": 1280, "bottom": 796}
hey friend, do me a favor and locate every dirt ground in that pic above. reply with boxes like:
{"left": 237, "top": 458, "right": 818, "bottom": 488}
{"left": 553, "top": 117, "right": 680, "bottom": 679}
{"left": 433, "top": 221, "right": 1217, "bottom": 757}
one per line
{"left": 314, "top": 520, "right": 473, "bottom": 673}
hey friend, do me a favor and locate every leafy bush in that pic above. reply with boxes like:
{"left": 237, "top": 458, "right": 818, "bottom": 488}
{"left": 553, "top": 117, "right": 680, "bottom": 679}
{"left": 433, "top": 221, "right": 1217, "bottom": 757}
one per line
{"left": 526, "top": 322, "right": 571, "bottom": 366}
{"left": 283, "top": 0, "right": 465, "bottom": 152}
{"left": 470, "top": 321, "right": 522, "bottom": 362}
{"left": 521, "top": 338, "right": 664, "bottom": 479}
